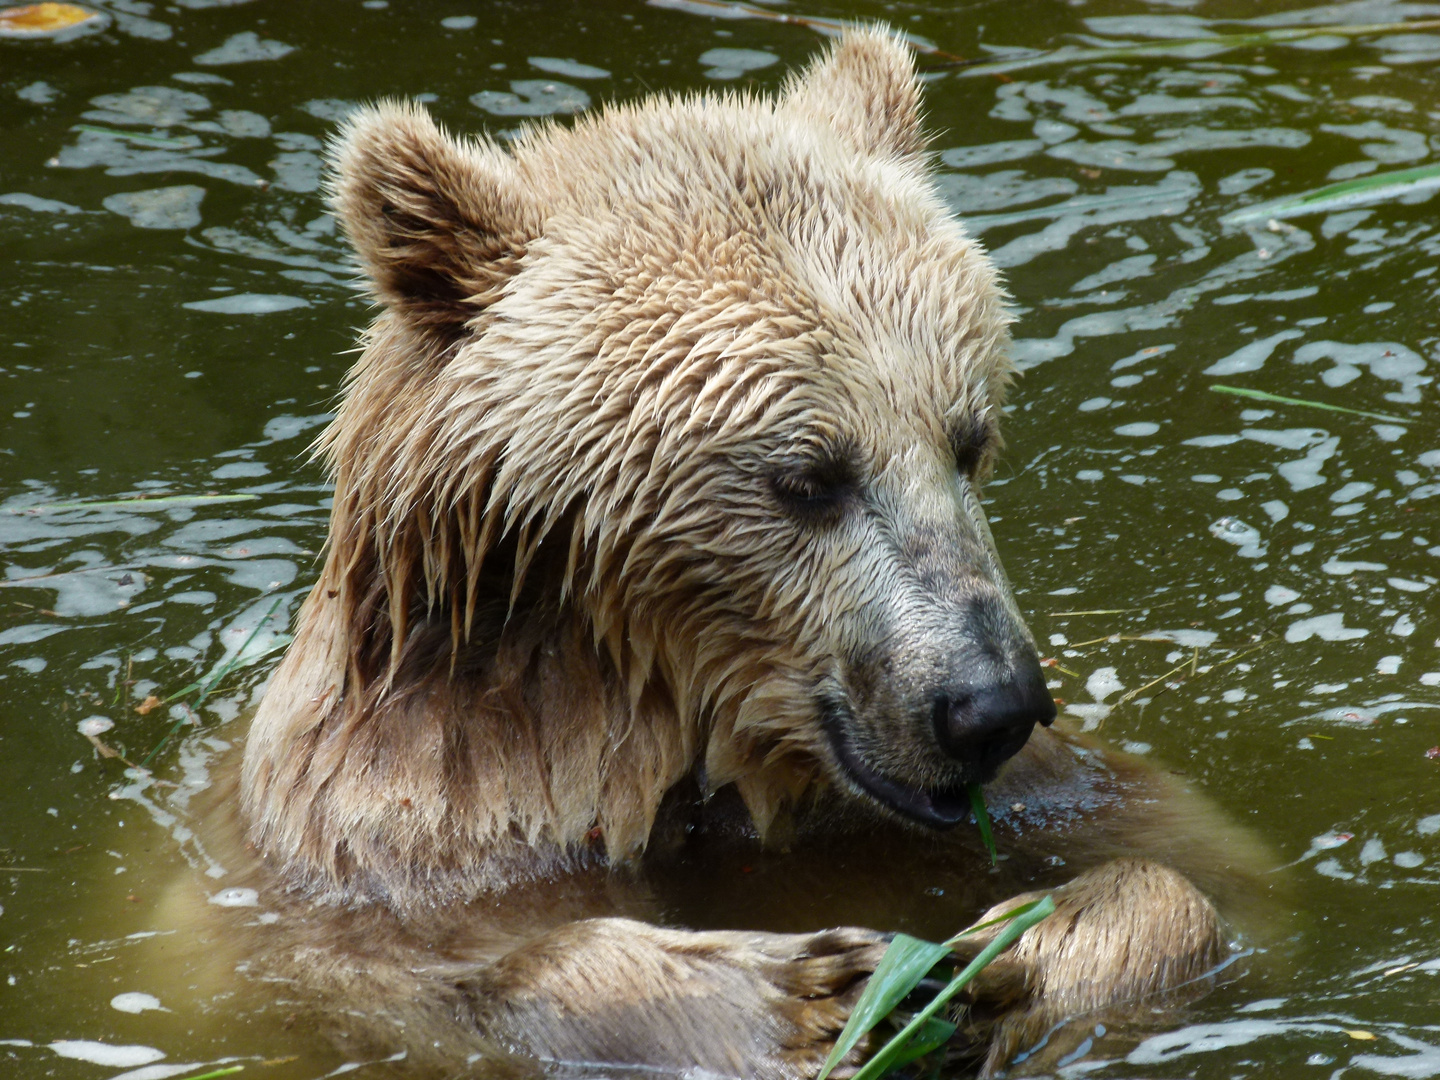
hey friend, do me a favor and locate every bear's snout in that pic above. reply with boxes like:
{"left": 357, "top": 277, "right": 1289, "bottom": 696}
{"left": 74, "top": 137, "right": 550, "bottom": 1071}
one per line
{"left": 931, "top": 662, "right": 1056, "bottom": 781}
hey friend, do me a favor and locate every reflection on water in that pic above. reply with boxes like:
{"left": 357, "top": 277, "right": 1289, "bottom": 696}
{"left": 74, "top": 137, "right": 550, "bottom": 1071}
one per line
{"left": 2, "top": 1, "right": 1438, "bottom": 1077}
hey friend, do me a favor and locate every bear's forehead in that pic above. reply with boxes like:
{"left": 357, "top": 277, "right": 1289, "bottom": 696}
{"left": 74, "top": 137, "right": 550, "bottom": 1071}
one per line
{"left": 502, "top": 97, "right": 1009, "bottom": 421}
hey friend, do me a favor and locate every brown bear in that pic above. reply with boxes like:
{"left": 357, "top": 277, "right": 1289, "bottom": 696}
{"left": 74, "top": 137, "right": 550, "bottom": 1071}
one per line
{"left": 230, "top": 26, "right": 1263, "bottom": 1079}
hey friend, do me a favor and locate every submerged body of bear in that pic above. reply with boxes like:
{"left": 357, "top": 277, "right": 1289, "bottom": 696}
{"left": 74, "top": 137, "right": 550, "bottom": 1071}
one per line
{"left": 204, "top": 29, "right": 1266, "bottom": 1078}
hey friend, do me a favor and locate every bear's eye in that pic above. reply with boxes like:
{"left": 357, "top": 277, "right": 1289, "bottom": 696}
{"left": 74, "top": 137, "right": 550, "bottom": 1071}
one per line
{"left": 951, "top": 417, "right": 997, "bottom": 479}
{"left": 770, "top": 459, "right": 855, "bottom": 524}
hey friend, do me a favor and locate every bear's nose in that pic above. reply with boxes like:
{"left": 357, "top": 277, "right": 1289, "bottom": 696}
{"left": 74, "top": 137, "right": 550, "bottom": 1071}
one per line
{"left": 931, "top": 666, "right": 1056, "bottom": 780}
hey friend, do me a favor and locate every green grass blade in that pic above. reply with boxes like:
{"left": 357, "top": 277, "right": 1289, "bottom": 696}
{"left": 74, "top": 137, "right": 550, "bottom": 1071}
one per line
{"left": 27, "top": 493, "right": 260, "bottom": 512}
{"left": 968, "top": 784, "right": 996, "bottom": 866}
{"left": 161, "top": 679, "right": 206, "bottom": 705}
{"left": 850, "top": 896, "right": 1055, "bottom": 1080}
{"left": 173, "top": 1068, "right": 244, "bottom": 1080}
{"left": 885, "top": 1016, "right": 958, "bottom": 1071}
{"left": 1221, "top": 162, "right": 1440, "bottom": 225}
{"left": 816, "top": 933, "right": 950, "bottom": 1080}
{"left": 956, "top": 20, "right": 1440, "bottom": 77}
{"left": 1210, "top": 385, "right": 1410, "bottom": 425}
{"left": 140, "top": 596, "right": 286, "bottom": 769}
{"left": 944, "top": 896, "right": 1051, "bottom": 945}
{"left": 193, "top": 596, "right": 286, "bottom": 708}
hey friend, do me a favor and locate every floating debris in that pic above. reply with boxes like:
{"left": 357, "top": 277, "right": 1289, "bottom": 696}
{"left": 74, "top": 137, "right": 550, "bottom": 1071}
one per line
{"left": 0, "top": 3, "right": 106, "bottom": 39}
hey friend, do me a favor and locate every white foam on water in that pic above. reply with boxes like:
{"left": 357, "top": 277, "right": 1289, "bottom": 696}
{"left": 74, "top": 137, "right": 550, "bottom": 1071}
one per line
{"left": 1388, "top": 578, "right": 1430, "bottom": 592}
{"left": 1150, "top": 629, "right": 1219, "bottom": 648}
{"left": 77, "top": 715, "right": 114, "bottom": 736}
{"left": 1285, "top": 613, "right": 1368, "bottom": 642}
{"left": 471, "top": 80, "right": 589, "bottom": 117}
{"left": 208, "top": 887, "right": 258, "bottom": 907}
{"left": 1203, "top": 329, "right": 1303, "bottom": 376}
{"left": 49, "top": 1041, "right": 165, "bottom": 1067}
{"left": 1185, "top": 435, "right": 1240, "bottom": 447}
{"left": 1323, "top": 559, "right": 1387, "bottom": 575}
{"left": 111, "top": 1067, "right": 200, "bottom": 1080}
{"left": 194, "top": 31, "right": 294, "bottom": 65}
{"left": 529, "top": 56, "right": 609, "bottom": 79}
{"left": 0, "top": 192, "right": 84, "bottom": 214}
{"left": 103, "top": 185, "right": 204, "bottom": 230}
{"left": 183, "top": 293, "right": 308, "bottom": 314}
{"left": 1064, "top": 703, "right": 1112, "bottom": 730}
{"left": 699, "top": 48, "right": 778, "bottom": 79}
{"left": 1128, "top": 1019, "right": 1302, "bottom": 1064}
{"left": 111, "top": 992, "right": 166, "bottom": 1014}
{"left": 1086, "top": 666, "right": 1124, "bottom": 703}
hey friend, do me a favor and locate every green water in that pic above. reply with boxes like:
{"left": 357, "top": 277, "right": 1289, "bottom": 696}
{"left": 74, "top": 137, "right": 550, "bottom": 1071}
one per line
{"left": 2, "top": 1, "right": 1438, "bottom": 1077}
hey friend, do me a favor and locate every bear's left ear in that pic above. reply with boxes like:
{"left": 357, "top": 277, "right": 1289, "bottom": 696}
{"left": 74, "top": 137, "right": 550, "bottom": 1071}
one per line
{"left": 782, "top": 27, "right": 926, "bottom": 161}
{"left": 327, "top": 100, "right": 542, "bottom": 331}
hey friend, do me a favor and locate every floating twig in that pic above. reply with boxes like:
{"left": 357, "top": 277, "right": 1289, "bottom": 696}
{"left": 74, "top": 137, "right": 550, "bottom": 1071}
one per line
{"left": 1115, "top": 638, "right": 1273, "bottom": 707}
{"left": 1049, "top": 598, "right": 1184, "bottom": 617}
{"left": 1067, "top": 633, "right": 1181, "bottom": 650}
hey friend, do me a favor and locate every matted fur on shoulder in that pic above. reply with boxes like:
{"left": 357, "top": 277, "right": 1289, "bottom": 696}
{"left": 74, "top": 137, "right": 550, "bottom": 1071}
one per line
{"left": 241, "top": 27, "right": 1013, "bottom": 911}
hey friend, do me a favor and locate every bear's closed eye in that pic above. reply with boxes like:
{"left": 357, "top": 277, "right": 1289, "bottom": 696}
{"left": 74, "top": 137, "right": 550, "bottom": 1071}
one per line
{"left": 770, "top": 459, "right": 856, "bottom": 522}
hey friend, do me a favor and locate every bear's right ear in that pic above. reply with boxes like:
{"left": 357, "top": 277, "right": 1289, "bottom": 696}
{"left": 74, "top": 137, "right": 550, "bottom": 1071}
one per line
{"left": 327, "top": 101, "right": 540, "bottom": 330}
{"left": 782, "top": 27, "right": 927, "bottom": 162}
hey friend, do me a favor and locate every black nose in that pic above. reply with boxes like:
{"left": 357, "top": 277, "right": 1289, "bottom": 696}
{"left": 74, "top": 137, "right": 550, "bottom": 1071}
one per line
{"left": 932, "top": 666, "right": 1056, "bottom": 780}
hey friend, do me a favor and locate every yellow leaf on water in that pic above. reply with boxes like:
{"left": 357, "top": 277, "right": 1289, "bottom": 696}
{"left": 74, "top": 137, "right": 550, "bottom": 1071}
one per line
{"left": 134, "top": 695, "right": 161, "bottom": 716}
{"left": 0, "top": 3, "right": 101, "bottom": 36}
{"left": 1346, "top": 1030, "right": 1378, "bottom": 1041}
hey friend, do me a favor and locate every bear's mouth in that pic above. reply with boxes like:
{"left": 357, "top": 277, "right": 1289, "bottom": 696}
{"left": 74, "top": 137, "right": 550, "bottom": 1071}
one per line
{"left": 820, "top": 710, "right": 973, "bottom": 829}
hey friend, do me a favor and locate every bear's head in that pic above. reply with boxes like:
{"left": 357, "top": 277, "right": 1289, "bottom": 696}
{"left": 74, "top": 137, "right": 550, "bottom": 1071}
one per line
{"left": 321, "top": 28, "right": 1054, "bottom": 844}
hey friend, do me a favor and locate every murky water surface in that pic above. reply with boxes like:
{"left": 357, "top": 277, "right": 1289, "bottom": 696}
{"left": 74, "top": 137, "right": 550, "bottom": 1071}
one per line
{"left": 3, "top": 0, "right": 1439, "bottom": 1076}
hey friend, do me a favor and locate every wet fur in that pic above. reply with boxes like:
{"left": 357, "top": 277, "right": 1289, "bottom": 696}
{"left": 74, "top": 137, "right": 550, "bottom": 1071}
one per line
{"left": 226, "top": 28, "right": 1266, "bottom": 1078}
